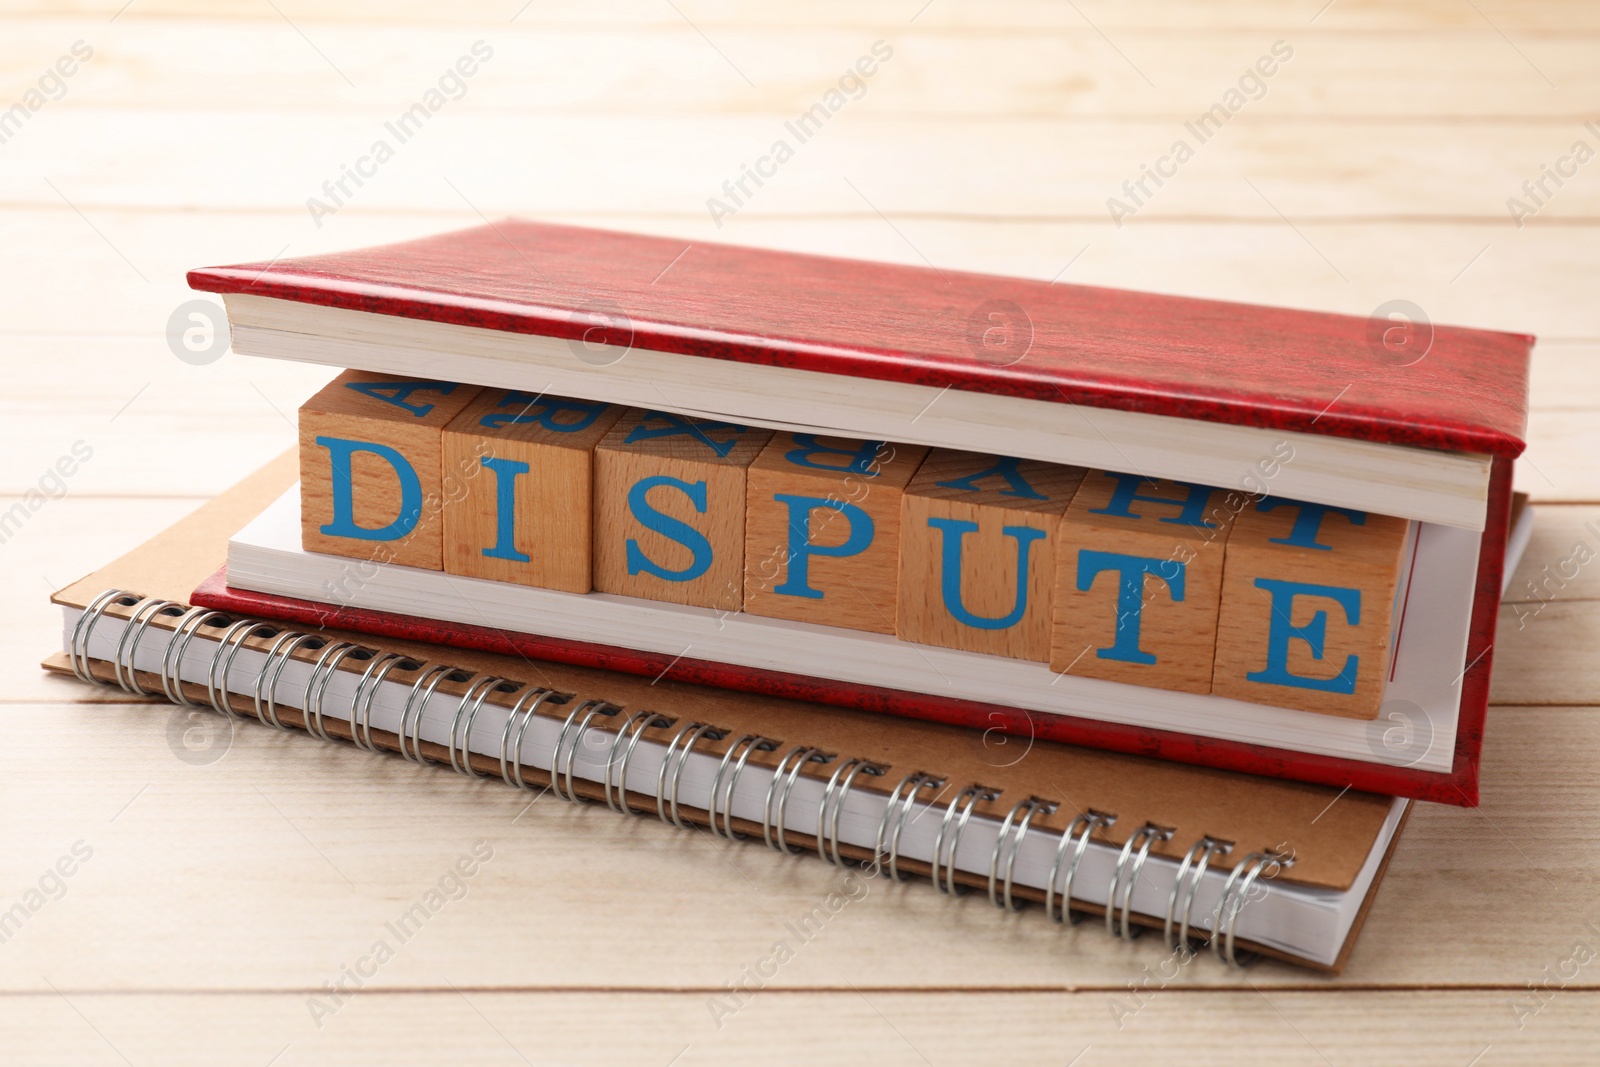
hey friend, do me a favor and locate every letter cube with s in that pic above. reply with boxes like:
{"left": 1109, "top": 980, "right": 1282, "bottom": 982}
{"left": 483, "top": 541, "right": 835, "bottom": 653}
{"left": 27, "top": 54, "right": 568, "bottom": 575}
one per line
{"left": 1211, "top": 498, "right": 1411, "bottom": 718}
{"left": 1050, "top": 471, "right": 1240, "bottom": 693}
{"left": 744, "top": 433, "right": 928, "bottom": 634}
{"left": 440, "top": 390, "right": 626, "bottom": 593}
{"left": 592, "top": 410, "right": 772, "bottom": 610}
{"left": 298, "top": 370, "right": 481, "bottom": 570}
{"left": 898, "top": 449, "right": 1085, "bottom": 661}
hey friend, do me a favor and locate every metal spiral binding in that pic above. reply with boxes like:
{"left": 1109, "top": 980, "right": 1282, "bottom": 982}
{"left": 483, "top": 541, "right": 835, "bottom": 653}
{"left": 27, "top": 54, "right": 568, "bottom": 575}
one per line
{"left": 253, "top": 632, "right": 324, "bottom": 730}
{"left": 111, "top": 597, "right": 179, "bottom": 695}
{"left": 989, "top": 796, "right": 1059, "bottom": 912}
{"left": 208, "top": 619, "right": 281, "bottom": 720}
{"left": 1213, "top": 849, "right": 1294, "bottom": 966}
{"left": 69, "top": 588, "right": 135, "bottom": 684}
{"left": 604, "top": 710, "right": 674, "bottom": 814}
{"left": 708, "top": 735, "right": 778, "bottom": 840}
{"left": 931, "top": 784, "right": 1002, "bottom": 895}
{"left": 497, "top": 687, "right": 563, "bottom": 790}
{"left": 398, "top": 665, "right": 459, "bottom": 763}
{"left": 162, "top": 608, "right": 229, "bottom": 707}
{"left": 1107, "top": 823, "right": 1175, "bottom": 940}
{"left": 349, "top": 653, "right": 414, "bottom": 752}
{"left": 656, "top": 722, "right": 727, "bottom": 829}
{"left": 762, "top": 746, "right": 831, "bottom": 854}
{"left": 1045, "top": 811, "right": 1115, "bottom": 926}
{"left": 62, "top": 587, "right": 1302, "bottom": 970}
{"left": 302, "top": 642, "right": 368, "bottom": 741}
{"left": 443, "top": 675, "right": 508, "bottom": 777}
{"left": 874, "top": 772, "right": 946, "bottom": 882}
{"left": 815, "top": 759, "right": 886, "bottom": 866}
{"left": 1164, "top": 836, "right": 1234, "bottom": 955}
{"left": 550, "top": 700, "right": 622, "bottom": 802}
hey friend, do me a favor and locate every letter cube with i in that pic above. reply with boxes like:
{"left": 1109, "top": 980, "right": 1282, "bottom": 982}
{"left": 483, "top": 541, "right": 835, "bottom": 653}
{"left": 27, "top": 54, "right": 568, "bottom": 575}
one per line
{"left": 592, "top": 410, "right": 773, "bottom": 611}
{"left": 744, "top": 434, "right": 929, "bottom": 634}
{"left": 1050, "top": 471, "right": 1239, "bottom": 693}
{"left": 897, "top": 450, "right": 1085, "bottom": 660}
{"left": 1211, "top": 498, "right": 1411, "bottom": 718}
{"left": 298, "top": 370, "right": 481, "bottom": 570}
{"left": 439, "top": 390, "right": 626, "bottom": 593}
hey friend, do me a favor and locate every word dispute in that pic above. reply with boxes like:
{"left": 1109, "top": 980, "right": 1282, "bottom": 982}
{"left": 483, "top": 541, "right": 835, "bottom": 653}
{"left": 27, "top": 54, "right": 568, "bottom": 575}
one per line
{"left": 297, "top": 372, "right": 1413, "bottom": 718}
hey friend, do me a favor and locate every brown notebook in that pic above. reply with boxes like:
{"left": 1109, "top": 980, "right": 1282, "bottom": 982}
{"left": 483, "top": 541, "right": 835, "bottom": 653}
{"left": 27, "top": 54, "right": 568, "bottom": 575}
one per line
{"left": 46, "top": 452, "right": 1409, "bottom": 973}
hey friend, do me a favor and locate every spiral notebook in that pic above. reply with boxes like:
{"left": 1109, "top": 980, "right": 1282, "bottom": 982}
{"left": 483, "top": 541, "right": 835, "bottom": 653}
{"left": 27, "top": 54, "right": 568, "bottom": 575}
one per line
{"left": 47, "top": 454, "right": 1415, "bottom": 973}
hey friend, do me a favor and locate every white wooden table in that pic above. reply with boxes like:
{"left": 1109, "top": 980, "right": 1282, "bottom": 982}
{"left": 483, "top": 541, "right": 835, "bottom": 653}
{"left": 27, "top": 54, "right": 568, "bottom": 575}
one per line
{"left": 2, "top": 2, "right": 1597, "bottom": 1062}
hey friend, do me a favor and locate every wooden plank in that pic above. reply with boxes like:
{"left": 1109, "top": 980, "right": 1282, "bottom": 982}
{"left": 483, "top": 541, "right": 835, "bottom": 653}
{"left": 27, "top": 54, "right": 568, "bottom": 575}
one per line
{"left": 1530, "top": 342, "right": 1600, "bottom": 409}
{"left": 1, "top": 209, "right": 1592, "bottom": 341}
{"left": 8, "top": 111, "right": 1600, "bottom": 221}
{"left": 0, "top": 989, "right": 1595, "bottom": 1066}
{"left": 2, "top": 19, "right": 1597, "bottom": 118}
{"left": 5, "top": 0, "right": 1598, "bottom": 32}
{"left": 0, "top": 696, "right": 1594, "bottom": 990}
{"left": 1503, "top": 504, "right": 1600, "bottom": 604}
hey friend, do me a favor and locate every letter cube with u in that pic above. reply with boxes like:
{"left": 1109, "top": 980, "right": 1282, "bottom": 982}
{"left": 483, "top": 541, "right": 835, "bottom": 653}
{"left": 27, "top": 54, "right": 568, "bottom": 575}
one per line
{"left": 897, "top": 449, "right": 1084, "bottom": 660}
{"left": 1211, "top": 497, "right": 1411, "bottom": 718}
{"left": 298, "top": 370, "right": 481, "bottom": 570}
{"left": 592, "top": 409, "right": 772, "bottom": 610}
{"left": 439, "top": 390, "right": 626, "bottom": 592}
{"left": 744, "top": 433, "right": 928, "bottom": 634}
{"left": 1050, "top": 470, "right": 1240, "bottom": 693}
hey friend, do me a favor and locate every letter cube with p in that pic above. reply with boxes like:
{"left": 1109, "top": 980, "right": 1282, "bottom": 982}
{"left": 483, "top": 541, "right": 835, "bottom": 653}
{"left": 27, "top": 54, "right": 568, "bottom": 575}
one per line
{"left": 744, "top": 433, "right": 928, "bottom": 634}
{"left": 897, "top": 449, "right": 1084, "bottom": 660}
{"left": 298, "top": 370, "right": 481, "bottom": 570}
{"left": 592, "top": 410, "right": 772, "bottom": 610}
{"left": 440, "top": 390, "right": 626, "bottom": 592}
{"left": 1211, "top": 498, "right": 1411, "bottom": 718}
{"left": 1050, "top": 471, "right": 1239, "bottom": 693}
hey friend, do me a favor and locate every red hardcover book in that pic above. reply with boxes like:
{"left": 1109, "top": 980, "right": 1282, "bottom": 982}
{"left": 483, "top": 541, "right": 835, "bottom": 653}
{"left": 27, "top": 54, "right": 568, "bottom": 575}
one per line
{"left": 194, "top": 457, "right": 1516, "bottom": 806}
{"left": 188, "top": 222, "right": 1532, "bottom": 804}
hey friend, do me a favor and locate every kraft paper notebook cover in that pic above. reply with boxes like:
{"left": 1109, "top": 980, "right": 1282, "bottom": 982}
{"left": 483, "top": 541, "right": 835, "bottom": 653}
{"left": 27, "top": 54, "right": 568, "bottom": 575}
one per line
{"left": 47, "top": 453, "right": 1409, "bottom": 973}
{"left": 194, "top": 452, "right": 1519, "bottom": 806}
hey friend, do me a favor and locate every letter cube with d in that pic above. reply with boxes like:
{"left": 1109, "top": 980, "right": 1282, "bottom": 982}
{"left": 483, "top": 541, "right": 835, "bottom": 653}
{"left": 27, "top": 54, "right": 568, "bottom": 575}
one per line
{"left": 592, "top": 409, "right": 772, "bottom": 610}
{"left": 299, "top": 370, "right": 481, "bottom": 570}
{"left": 898, "top": 449, "right": 1085, "bottom": 661}
{"left": 744, "top": 433, "right": 928, "bottom": 634}
{"left": 440, "top": 390, "right": 626, "bottom": 593}
{"left": 1049, "top": 471, "right": 1240, "bottom": 693}
{"left": 1211, "top": 498, "right": 1411, "bottom": 718}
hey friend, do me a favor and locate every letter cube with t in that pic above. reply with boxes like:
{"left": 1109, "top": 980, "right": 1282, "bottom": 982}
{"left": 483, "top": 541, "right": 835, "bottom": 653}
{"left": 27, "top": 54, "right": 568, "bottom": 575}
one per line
{"left": 1211, "top": 498, "right": 1411, "bottom": 718}
{"left": 299, "top": 371, "right": 481, "bottom": 570}
{"left": 1050, "top": 471, "right": 1239, "bottom": 693}
{"left": 592, "top": 410, "right": 772, "bottom": 610}
{"left": 744, "top": 434, "right": 928, "bottom": 634}
{"left": 898, "top": 450, "right": 1085, "bottom": 661}
{"left": 440, "top": 390, "right": 626, "bottom": 593}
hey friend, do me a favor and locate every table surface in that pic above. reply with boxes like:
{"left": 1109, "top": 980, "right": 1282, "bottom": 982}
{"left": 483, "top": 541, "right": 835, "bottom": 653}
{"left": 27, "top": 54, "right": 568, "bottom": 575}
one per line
{"left": 3, "top": 2, "right": 1598, "bottom": 1063}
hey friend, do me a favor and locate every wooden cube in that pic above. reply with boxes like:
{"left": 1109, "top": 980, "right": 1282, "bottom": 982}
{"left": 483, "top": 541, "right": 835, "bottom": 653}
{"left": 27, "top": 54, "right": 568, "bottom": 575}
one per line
{"left": 592, "top": 409, "right": 772, "bottom": 610}
{"left": 440, "top": 390, "right": 626, "bottom": 593}
{"left": 744, "top": 433, "right": 929, "bottom": 634}
{"left": 1049, "top": 470, "right": 1241, "bottom": 694}
{"left": 1211, "top": 498, "right": 1412, "bottom": 718}
{"left": 897, "top": 449, "right": 1085, "bottom": 661}
{"left": 299, "top": 370, "right": 481, "bottom": 571}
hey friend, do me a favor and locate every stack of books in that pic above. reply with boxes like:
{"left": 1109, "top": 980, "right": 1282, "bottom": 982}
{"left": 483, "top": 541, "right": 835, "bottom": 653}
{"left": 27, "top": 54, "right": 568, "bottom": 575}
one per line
{"left": 48, "top": 221, "right": 1534, "bottom": 972}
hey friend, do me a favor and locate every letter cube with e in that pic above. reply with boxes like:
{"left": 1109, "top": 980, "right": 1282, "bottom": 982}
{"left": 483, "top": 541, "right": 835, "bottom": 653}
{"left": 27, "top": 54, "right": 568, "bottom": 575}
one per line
{"left": 1050, "top": 471, "right": 1239, "bottom": 693}
{"left": 744, "top": 433, "right": 928, "bottom": 634}
{"left": 440, "top": 390, "right": 626, "bottom": 593}
{"left": 592, "top": 410, "right": 772, "bottom": 610}
{"left": 299, "top": 370, "right": 481, "bottom": 570}
{"left": 1211, "top": 498, "right": 1411, "bottom": 718}
{"left": 898, "top": 450, "right": 1085, "bottom": 661}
